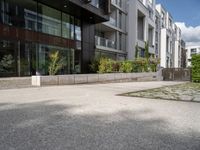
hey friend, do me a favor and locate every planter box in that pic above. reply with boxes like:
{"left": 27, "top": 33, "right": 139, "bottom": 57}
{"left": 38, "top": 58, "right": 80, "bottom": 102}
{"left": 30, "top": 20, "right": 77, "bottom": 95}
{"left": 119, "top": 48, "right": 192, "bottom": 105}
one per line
{"left": 32, "top": 72, "right": 160, "bottom": 86}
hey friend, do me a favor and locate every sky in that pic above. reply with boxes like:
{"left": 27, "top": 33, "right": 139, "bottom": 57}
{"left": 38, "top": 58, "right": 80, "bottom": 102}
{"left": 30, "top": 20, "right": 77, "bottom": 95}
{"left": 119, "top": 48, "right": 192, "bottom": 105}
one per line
{"left": 156, "top": 0, "right": 200, "bottom": 46}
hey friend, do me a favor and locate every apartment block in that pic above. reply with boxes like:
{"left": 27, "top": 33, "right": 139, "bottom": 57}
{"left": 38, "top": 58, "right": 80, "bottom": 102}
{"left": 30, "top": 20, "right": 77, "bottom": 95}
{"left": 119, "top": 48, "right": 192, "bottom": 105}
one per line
{"left": 186, "top": 46, "right": 200, "bottom": 67}
{"left": 174, "top": 25, "right": 182, "bottom": 68}
{"left": 127, "top": 0, "right": 157, "bottom": 60}
{"left": 156, "top": 4, "right": 182, "bottom": 68}
{"left": 0, "top": 0, "right": 186, "bottom": 78}
{"left": 95, "top": 0, "right": 127, "bottom": 60}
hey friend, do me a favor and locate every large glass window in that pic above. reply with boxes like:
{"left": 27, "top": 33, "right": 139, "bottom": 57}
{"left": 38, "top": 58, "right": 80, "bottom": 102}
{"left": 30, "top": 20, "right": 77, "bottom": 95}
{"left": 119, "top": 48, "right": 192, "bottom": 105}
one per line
{"left": 75, "top": 18, "right": 81, "bottom": 41}
{"left": 0, "top": 40, "right": 17, "bottom": 77}
{"left": 0, "top": 1, "right": 4, "bottom": 23}
{"left": 62, "top": 13, "right": 74, "bottom": 39}
{"left": 37, "top": 3, "right": 61, "bottom": 37}
{"left": 3, "top": 0, "right": 37, "bottom": 30}
{"left": 0, "top": 1, "right": 82, "bottom": 77}
{"left": 91, "top": 0, "right": 99, "bottom": 8}
{"left": 37, "top": 44, "right": 73, "bottom": 75}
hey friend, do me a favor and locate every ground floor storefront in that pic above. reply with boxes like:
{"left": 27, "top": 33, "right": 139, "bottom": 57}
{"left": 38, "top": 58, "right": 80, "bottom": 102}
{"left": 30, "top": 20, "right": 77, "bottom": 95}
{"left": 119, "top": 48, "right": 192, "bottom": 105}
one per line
{"left": 0, "top": 0, "right": 108, "bottom": 77}
{"left": 0, "top": 40, "right": 81, "bottom": 77}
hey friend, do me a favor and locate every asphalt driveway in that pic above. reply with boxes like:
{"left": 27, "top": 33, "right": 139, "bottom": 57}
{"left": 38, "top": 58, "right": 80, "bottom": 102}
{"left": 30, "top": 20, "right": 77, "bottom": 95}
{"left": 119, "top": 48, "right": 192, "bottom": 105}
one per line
{"left": 0, "top": 81, "right": 199, "bottom": 150}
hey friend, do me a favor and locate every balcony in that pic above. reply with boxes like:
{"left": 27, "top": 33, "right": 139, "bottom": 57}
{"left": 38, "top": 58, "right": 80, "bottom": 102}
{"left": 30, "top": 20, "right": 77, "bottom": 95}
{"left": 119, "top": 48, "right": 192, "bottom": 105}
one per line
{"left": 90, "top": 0, "right": 99, "bottom": 8}
{"left": 95, "top": 36, "right": 116, "bottom": 49}
{"left": 107, "top": 17, "right": 116, "bottom": 27}
{"left": 111, "top": 0, "right": 121, "bottom": 8}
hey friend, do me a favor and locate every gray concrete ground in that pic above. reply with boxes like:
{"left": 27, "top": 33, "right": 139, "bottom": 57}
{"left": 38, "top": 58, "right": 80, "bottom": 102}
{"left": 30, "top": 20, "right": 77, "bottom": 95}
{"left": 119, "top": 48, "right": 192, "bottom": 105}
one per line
{"left": 0, "top": 81, "right": 199, "bottom": 150}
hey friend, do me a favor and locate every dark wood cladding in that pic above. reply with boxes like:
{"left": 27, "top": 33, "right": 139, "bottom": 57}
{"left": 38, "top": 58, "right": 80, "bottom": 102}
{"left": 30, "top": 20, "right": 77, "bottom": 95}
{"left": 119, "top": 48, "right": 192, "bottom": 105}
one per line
{"left": 0, "top": 24, "right": 76, "bottom": 48}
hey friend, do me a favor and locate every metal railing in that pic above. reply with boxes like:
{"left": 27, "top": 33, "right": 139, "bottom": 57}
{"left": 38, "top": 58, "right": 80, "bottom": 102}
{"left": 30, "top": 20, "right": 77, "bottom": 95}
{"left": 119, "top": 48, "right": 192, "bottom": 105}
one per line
{"left": 95, "top": 36, "right": 116, "bottom": 49}
{"left": 111, "top": 0, "right": 121, "bottom": 7}
{"left": 106, "top": 17, "right": 116, "bottom": 27}
{"left": 90, "top": 0, "right": 99, "bottom": 8}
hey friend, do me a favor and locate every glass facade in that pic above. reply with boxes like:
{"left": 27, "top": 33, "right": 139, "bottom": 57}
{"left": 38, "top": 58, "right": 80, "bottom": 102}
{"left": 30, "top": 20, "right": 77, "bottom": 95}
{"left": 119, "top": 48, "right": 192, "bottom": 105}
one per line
{"left": 0, "top": 0, "right": 82, "bottom": 77}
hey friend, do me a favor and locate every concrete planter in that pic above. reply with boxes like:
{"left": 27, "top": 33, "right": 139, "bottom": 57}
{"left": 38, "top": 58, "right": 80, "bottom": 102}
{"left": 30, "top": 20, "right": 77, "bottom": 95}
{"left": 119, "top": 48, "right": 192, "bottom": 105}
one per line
{"left": 32, "top": 72, "right": 159, "bottom": 86}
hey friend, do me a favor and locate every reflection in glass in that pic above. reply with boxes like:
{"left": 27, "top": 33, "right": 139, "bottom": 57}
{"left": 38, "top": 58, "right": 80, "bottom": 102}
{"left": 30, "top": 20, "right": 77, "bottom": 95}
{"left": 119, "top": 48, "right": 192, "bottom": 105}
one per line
{"left": 75, "top": 19, "right": 81, "bottom": 41}
{"left": 62, "top": 13, "right": 74, "bottom": 39}
{"left": 37, "top": 44, "right": 73, "bottom": 75}
{"left": 37, "top": 3, "right": 61, "bottom": 36}
{"left": 0, "top": 40, "right": 17, "bottom": 77}
{"left": 0, "top": 0, "right": 83, "bottom": 77}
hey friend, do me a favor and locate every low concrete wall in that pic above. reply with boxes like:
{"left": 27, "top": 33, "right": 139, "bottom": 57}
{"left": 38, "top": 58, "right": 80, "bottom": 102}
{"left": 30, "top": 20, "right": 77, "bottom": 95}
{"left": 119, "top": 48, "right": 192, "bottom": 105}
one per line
{"left": 32, "top": 72, "right": 158, "bottom": 86}
{"left": 0, "top": 77, "right": 31, "bottom": 89}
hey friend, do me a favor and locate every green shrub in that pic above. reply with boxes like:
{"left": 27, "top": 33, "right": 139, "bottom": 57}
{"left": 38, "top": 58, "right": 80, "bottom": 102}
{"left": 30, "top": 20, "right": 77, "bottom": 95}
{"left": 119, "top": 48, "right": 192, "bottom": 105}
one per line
{"left": 119, "top": 61, "right": 133, "bottom": 73}
{"left": 191, "top": 54, "right": 200, "bottom": 82}
{"left": 48, "top": 51, "right": 67, "bottom": 75}
{"left": 98, "top": 58, "right": 115, "bottom": 73}
{"left": 90, "top": 57, "right": 101, "bottom": 73}
{"left": 112, "top": 61, "right": 121, "bottom": 72}
{"left": 149, "top": 58, "right": 160, "bottom": 72}
{"left": 135, "top": 58, "right": 149, "bottom": 72}
{"left": 92, "top": 56, "right": 160, "bottom": 74}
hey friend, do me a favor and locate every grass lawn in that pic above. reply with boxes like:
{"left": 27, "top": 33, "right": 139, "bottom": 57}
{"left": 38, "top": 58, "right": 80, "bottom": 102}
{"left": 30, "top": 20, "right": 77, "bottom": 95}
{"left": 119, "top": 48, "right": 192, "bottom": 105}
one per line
{"left": 123, "top": 83, "right": 200, "bottom": 102}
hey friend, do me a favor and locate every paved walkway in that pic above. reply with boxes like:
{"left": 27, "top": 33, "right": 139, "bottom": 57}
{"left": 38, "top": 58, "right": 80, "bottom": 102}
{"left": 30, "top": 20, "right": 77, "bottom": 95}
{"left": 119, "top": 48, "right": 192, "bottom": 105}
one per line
{"left": 0, "top": 81, "right": 200, "bottom": 150}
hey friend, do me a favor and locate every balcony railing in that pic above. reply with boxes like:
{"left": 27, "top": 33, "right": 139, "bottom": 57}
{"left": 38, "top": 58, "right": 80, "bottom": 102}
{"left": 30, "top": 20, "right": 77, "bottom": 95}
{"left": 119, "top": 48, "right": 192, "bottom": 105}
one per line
{"left": 90, "top": 0, "right": 99, "bottom": 8}
{"left": 106, "top": 17, "right": 116, "bottom": 27}
{"left": 111, "top": 0, "right": 121, "bottom": 8}
{"left": 95, "top": 36, "right": 116, "bottom": 49}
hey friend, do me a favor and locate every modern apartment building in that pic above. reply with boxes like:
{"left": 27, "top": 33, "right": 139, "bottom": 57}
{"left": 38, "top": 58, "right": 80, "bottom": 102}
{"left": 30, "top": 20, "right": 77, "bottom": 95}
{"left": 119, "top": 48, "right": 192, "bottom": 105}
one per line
{"left": 95, "top": 0, "right": 127, "bottom": 60}
{"left": 127, "top": 0, "right": 157, "bottom": 60}
{"left": 155, "top": 4, "right": 183, "bottom": 69}
{"left": 0, "top": 0, "right": 185, "bottom": 78}
{"left": 155, "top": 9, "right": 161, "bottom": 59}
{"left": 186, "top": 46, "right": 200, "bottom": 67}
{"left": 0, "top": 0, "right": 110, "bottom": 77}
{"left": 174, "top": 24, "right": 182, "bottom": 68}
{"left": 156, "top": 4, "right": 174, "bottom": 68}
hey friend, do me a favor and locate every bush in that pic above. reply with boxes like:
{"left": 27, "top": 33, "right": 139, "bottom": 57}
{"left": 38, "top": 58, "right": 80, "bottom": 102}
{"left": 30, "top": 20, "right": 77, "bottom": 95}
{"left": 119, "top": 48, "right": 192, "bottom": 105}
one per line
{"left": 149, "top": 58, "right": 160, "bottom": 72}
{"left": 48, "top": 51, "right": 67, "bottom": 75}
{"left": 98, "top": 58, "right": 115, "bottom": 73}
{"left": 119, "top": 61, "right": 133, "bottom": 73}
{"left": 90, "top": 57, "right": 101, "bottom": 73}
{"left": 135, "top": 58, "right": 149, "bottom": 72}
{"left": 191, "top": 54, "right": 200, "bottom": 82}
{"left": 90, "top": 56, "right": 160, "bottom": 74}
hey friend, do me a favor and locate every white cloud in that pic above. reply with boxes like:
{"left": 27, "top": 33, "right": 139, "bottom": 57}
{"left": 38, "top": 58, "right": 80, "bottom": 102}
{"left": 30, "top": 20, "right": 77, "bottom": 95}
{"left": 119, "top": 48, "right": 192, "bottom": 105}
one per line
{"left": 175, "top": 22, "right": 200, "bottom": 47}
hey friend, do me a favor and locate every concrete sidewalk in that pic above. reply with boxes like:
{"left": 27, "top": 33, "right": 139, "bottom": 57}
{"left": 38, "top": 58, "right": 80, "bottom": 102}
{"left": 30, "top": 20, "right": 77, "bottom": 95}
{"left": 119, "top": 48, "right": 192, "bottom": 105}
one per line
{"left": 0, "top": 81, "right": 199, "bottom": 150}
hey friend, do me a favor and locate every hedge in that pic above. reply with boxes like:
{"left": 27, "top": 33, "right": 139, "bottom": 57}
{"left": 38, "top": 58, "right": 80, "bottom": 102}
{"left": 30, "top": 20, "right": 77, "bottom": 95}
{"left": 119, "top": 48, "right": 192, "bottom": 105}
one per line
{"left": 191, "top": 54, "right": 200, "bottom": 82}
{"left": 90, "top": 57, "right": 160, "bottom": 74}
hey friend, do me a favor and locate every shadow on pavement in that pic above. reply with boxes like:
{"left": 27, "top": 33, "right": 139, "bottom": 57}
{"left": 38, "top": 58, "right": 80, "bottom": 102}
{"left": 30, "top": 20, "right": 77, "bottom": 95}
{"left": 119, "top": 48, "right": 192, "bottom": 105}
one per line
{"left": 0, "top": 100, "right": 199, "bottom": 150}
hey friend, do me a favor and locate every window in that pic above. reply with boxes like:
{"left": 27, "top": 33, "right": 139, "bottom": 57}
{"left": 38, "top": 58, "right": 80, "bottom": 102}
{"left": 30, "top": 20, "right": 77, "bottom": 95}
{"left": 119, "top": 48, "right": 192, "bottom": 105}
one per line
{"left": 119, "top": 33, "right": 122, "bottom": 50}
{"left": 75, "top": 18, "right": 81, "bottom": 41}
{"left": 191, "top": 48, "right": 197, "bottom": 55}
{"left": 37, "top": 3, "right": 61, "bottom": 37}
{"left": 137, "top": 12, "right": 144, "bottom": 41}
{"left": 91, "top": 0, "right": 99, "bottom": 8}
{"left": 62, "top": 13, "right": 74, "bottom": 39}
{"left": 140, "top": 49, "right": 145, "bottom": 57}
{"left": 2, "top": 0, "right": 37, "bottom": 29}
{"left": 119, "top": 12, "right": 122, "bottom": 29}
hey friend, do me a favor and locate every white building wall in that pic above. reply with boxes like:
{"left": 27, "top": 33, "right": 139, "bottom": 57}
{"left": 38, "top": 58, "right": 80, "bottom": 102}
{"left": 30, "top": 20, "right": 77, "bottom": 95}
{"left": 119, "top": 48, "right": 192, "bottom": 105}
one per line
{"left": 127, "top": 0, "right": 156, "bottom": 60}
{"left": 186, "top": 46, "right": 200, "bottom": 67}
{"left": 156, "top": 4, "right": 182, "bottom": 68}
{"left": 160, "top": 29, "right": 167, "bottom": 67}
